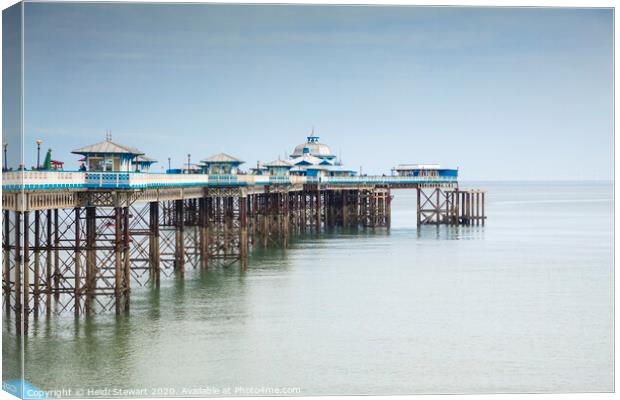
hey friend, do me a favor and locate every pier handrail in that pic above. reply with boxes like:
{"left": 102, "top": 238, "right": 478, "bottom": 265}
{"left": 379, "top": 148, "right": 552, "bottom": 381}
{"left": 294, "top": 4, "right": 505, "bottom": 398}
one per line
{"left": 2, "top": 170, "right": 457, "bottom": 192}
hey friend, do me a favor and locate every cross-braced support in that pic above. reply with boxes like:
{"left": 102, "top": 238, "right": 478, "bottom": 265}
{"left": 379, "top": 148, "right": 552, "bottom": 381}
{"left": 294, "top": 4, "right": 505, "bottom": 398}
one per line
{"left": 416, "top": 187, "right": 486, "bottom": 226}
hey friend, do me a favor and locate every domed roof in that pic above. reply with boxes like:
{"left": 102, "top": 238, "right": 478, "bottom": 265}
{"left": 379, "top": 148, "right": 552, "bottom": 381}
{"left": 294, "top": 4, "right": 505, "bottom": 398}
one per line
{"left": 291, "top": 133, "right": 335, "bottom": 158}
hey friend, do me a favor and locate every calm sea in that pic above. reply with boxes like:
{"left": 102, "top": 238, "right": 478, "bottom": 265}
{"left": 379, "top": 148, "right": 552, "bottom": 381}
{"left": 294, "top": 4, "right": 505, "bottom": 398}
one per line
{"left": 3, "top": 181, "right": 614, "bottom": 395}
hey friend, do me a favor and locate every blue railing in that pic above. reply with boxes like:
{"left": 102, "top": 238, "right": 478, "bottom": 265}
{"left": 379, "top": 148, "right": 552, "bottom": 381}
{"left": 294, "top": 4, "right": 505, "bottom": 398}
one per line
{"left": 3, "top": 170, "right": 458, "bottom": 192}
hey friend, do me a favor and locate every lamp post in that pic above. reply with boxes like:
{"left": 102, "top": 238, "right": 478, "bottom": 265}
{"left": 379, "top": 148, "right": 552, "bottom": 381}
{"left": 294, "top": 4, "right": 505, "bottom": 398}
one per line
{"left": 168, "top": 157, "right": 171, "bottom": 172}
{"left": 36, "top": 139, "right": 43, "bottom": 169}
{"left": 187, "top": 154, "right": 191, "bottom": 174}
{"left": 3, "top": 143, "right": 7, "bottom": 171}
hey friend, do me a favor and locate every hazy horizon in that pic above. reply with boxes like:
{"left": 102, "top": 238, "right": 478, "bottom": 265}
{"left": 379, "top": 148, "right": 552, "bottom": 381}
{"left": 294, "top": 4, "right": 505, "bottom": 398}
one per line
{"left": 3, "top": 4, "right": 613, "bottom": 180}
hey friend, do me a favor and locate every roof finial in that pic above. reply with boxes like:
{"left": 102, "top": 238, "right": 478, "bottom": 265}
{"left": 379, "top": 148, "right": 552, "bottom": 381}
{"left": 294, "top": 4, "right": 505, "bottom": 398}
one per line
{"left": 307, "top": 126, "right": 319, "bottom": 143}
{"left": 106, "top": 131, "right": 112, "bottom": 142}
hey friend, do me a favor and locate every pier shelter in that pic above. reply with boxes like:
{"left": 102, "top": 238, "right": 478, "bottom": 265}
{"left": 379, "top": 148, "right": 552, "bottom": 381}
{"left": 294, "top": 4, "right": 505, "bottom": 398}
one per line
{"left": 72, "top": 137, "right": 144, "bottom": 172}
{"left": 200, "top": 153, "right": 244, "bottom": 175}
{"left": 264, "top": 159, "right": 293, "bottom": 176}
{"left": 392, "top": 164, "right": 458, "bottom": 179}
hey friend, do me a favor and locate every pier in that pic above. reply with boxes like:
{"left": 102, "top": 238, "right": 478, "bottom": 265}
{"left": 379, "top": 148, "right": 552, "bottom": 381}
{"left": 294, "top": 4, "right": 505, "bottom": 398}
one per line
{"left": 2, "top": 135, "right": 485, "bottom": 335}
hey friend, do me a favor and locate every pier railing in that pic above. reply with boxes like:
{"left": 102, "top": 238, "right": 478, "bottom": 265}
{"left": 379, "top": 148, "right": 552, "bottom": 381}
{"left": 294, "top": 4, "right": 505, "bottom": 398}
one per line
{"left": 2, "top": 170, "right": 457, "bottom": 192}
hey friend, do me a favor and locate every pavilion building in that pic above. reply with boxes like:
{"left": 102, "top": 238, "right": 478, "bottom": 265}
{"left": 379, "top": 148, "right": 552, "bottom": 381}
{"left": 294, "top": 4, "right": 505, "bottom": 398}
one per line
{"left": 287, "top": 132, "right": 355, "bottom": 177}
{"left": 72, "top": 136, "right": 147, "bottom": 172}
{"left": 264, "top": 159, "right": 294, "bottom": 176}
{"left": 199, "top": 153, "right": 244, "bottom": 175}
{"left": 391, "top": 164, "right": 458, "bottom": 178}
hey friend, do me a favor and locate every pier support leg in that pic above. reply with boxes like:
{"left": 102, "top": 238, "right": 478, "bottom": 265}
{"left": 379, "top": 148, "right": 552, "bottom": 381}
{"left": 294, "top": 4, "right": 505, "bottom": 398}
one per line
{"left": 14, "top": 211, "right": 22, "bottom": 335}
{"left": 114, "top": 207, "right": 123, "bottom": 314}
{"left": 315, "top": 190, "right": 321, "bottom": 231}
{"left": 85, "top": 207, "right": 96, "bottom": 314}
{"left": 123, "top": 207, "right": 130, "bottom": 312}
{"left": 416, "top": 189, "right": 421, "bottom": 227}
{"left": 23, "top": 211, "right": 30, "bottom": 334}
{"left": 53, "top": 209, "right": 60, "bottom": 301}
{"left": 199, "top": 196, "right": 210, "bottom": 270}
{"left": 73, "top": 208, "right": 81, "bottom": 317}
{"left": 33, "top": 211, "right": 41, "bottom": 317}
{"left": 239, "top": 195, "right": 248, "bottom": 268}
{"left": 4, "top": 210, "right": 11, "bottom": 314}
{"left": 149, "top": 202, "right": 161, "bottom": 287}
{"left": 46, "top": 209, "right": 52, "bottom": 316}
{"left": 481, "top": 192, "right": 485, "bottom": 226}
{"left": 174, "top": 200, "right": 185, "bottom": 275}
{"left": 283, "top": 191, "right": 289, "bottom": 247}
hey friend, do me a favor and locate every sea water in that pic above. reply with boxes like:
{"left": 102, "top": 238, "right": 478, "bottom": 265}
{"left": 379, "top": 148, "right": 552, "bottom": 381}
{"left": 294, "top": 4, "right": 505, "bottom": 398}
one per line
{"left": 3, "top": 181, "right": 613, "bottom": 395}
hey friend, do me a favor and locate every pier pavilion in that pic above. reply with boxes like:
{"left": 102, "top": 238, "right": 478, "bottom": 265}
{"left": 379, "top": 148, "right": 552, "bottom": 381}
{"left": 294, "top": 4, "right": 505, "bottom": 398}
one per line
{"left": 264, "top": 159, "right": 294, "bottom": 176}
{"left": 392, "top": 164, "right": 458, "bottom": 179}
{"left": 199, "top": 153, "right": 244, "bottom": 175}
{"left": 2, "top": 132, "right": 485, "bottom": 335}
{"left": 287, "top": 132, "right": 356, "bottom": 177}
{"left": 72, "top": 136, "right": 145, "bottom": 172}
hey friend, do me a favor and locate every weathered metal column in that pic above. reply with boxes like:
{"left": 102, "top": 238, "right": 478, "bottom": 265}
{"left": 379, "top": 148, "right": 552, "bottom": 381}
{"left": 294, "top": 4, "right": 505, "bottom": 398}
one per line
{"left": 315, "top": 189, "right": 322, "bottom": 231}
{"left": 23, "top": 211, "right": 30, "bottom": 333}
{"left": 33, "top": 210, "right": 41, "bottom": 317}
{"left": 174, "top": 199, "right": 185, "bottom": 274}
{"left": 73, "top": 208, "right": 81, "bottom": 316}
{"left": 239, "top": 194, "right": 248, "bottom": 268}
{"left": 386, "top": 189, "right": 392, "bottom": 229}
{"left": 114, "top": 207, "right": 123, "bottom": 314}
{"left": 481, "top": 192, "right": 485, "bottom": 226}
{"left": 4, "top": 210, "right": 11, "bottom": 314}
{"left": 452, "top": 190, "right": 458, "bottom": 225}
{"left": 85, "top": 207, "right": 96, "bottom": 314}
{"left": 262, "top": 194, "right": 269, "bottom": 247}
{"left": 198, "top": 196, "right": 209, "bottom": 270}
{"left": 301, "top": 191, "right": 307, "bottom": 233}
{"left": 45, "top": 209, "right": 52, "bottom": 315}
{"left": 14, "top": 211, "right": 22, "bottom": 335}
{"left": 416, "top": 188, "right": 421, "bottom": 227}
{"left": 149, "top": 201, "right": 161, "bottom": 286}
{"left": 53, "top": 209, "right": 60, "bottom": 300}
{"left": 283, "top": 191, "right": 290, "bottom": 246}
{"left": 123, "top": 207, "right": 131, "bottom": 312}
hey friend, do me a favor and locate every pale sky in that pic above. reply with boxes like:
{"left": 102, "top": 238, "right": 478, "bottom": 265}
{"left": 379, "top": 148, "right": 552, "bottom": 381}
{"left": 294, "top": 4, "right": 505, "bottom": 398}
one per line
{"left": 3, "top": 3, "right": 614, "bottom": 180}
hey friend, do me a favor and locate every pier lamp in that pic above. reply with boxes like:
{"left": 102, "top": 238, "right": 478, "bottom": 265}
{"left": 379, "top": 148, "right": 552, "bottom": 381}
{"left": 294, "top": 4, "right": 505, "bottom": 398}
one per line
{"left": 187, "top": 154, "right": 191, "bottom": 174}
{"left": 168, "top": 157, "right": 171, "bottom": 172}
{"left": 3, "top": 143, "right": 7, "bottom": 171}
{"left": 36, "top": 139, "right": 43, "bottom": 169}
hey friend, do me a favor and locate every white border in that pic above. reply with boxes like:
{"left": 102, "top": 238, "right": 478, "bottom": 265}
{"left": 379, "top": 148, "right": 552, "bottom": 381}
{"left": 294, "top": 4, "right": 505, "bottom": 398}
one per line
{"left": 0, "top": 1, "right": 615, "bottom": 400}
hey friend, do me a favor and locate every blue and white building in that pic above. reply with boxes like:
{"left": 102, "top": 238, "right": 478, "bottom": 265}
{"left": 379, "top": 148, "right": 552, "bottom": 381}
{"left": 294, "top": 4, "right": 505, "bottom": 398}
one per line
{"left": 287, "top": 132, "right": 356, "bottom": 177}
{"left": 72, "top": 137, "right": 146, "bottom": 172}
